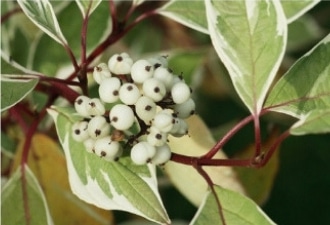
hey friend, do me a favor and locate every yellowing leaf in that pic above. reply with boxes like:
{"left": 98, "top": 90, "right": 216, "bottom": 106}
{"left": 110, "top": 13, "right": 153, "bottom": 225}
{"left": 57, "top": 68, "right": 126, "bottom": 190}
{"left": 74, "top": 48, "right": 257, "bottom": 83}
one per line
{"left": 11, "top": 133, "right": 113, "bottom": 225}
{"left": 234, "top": 130, "right": 280, "bottom": 205}
{"left": 165, "top": 115, "right": 245, "bottom": 206}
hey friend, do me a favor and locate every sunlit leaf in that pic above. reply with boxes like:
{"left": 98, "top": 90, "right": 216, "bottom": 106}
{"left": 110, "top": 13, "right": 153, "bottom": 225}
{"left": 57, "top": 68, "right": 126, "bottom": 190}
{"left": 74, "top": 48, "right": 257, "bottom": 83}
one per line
{"left": 47, "top": 106, "right": 170, "bottom": 225}
{"left": 265, "top": 34, "right": 330, "bottom": 119}
{"left": 290, "top": 109, "right": 330, "bottom": 135}
{"left": 11, "top": 133, "right": 114, "bottom": 225}
{"left": 17, "top": 0, "right": 67, "bottom": 45}
{"left": 165, "top": 115, "right": 245, "bottom": 207}
{"left": 205, "top": 0, "right": 287, "bottom": 114}
{"left": 190, "top": 185, "right": 276, "bottom": 225}
{"left": 158, "top": 0, "right": 208, "bottom": 34}
{"left": 1, "top": 165, "right": 54, "bottom": 225}
{"left": 75, "top": 0, "right": 102, "bottom": 17}
{"left": 280, "top": 0, "right": 320, "bottom": 23}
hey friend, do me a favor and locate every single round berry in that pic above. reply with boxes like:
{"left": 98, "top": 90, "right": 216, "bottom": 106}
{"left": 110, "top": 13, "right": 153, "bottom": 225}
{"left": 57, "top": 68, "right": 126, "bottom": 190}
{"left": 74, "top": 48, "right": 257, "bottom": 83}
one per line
{"left": 87, "top": 116, "right": 111, "bottom": 139}
{"left": 147, "top": 126, "right": 167, "bottom": 146}
{"left": 109, "top": 104, "right": 135, "bottom": 130}
{"left": 119, "top": 83, "right": 141, "bottom": 105}
{"left": 83, "top": 138, "right": 95, "bottom": 153}
{"left": 148, "top": 55, "right": 168, "bottom": 69}
{"left": 170, "top": 118, "right": 188, "bottom": 137}
{"left": 98, "top": 77, "right": 121, "bottom": 103}
{"left": 94, "top": 137, "right": 121, "bottom": 161}
{"left": 135, "top": 96, "right": 157, "bottom": 125}
{"left": 171, "top": 82, "right": 191, "bottom": 104}
{"left": 143, "top": 78, "right": 166, "bottom": 102}
{"left": 72, "top": 121, "right": 89, "bottom": 142}
{"left": 173, "top": 98, "right": 195, "bottom": 119}
{"left": 151, "top": 144, "right": 172, "bottom": 165}
{"left": 74, "top": 95, "right": 90, "bottom": 117}
{"left": 93, "top": 63, "right": 111, "bottom": 84}
{"left": 131, "top": 59, "right": 154, "bottom": 83}
{"left": 152, "top": 111, "right": 174, "bottom": 133}
{"left": 153, "top": 67, "right": 173, "bottom": 91}
{"left": 130, "top": 141, "right": 156, "bottom": 165}
{"left": 86, "top": 98, "right": 106, "bottom": 116}
{"left": 108, "top": 52, "right": 133, "bottom": 75}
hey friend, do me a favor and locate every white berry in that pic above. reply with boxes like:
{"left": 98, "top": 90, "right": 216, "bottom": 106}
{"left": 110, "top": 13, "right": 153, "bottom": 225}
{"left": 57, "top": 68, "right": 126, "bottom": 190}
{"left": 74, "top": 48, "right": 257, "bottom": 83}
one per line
{"left": 171, "top": 82, "right": 191, "bottom": 104}
{"left": 153, "top": 111, "right": 174, "bottom": 133}
{"left": 174, "top": 98, "right": 195, "bottom": 119}
{"left": 72, "top": 121, "right": 89, "bottom": 142}
{"left": 151, "top": 144, "right": 172, "bottom": 165}
{"left": 98, "top": 77, "right": 121, "bottom": 103}
{"left": 130, "top": 141, "right": 156, "bottom": 165}
{"left": 83, "top": 138, "right": 95, "bottom": 153}
{"left": 153, "top": 67, "right": 173, "bottom": 91}
{"left": 94, "top": 137, "right": 121, "bottom": 161}
{"left": 108, "top": 53, "right": 133, "bottom": 75}
{"left": 74, "top": 96, "right": 90, "bottom": 117}
{"left": 93, "top": 63, "right": 111, "bottom": 84}
{"left": 131, "top": 59, "right": 154, "bottom": 83}
{"left": 86, "top": 98, "right": 106, "bottom": 116}
{"left": 135, "top": 96, "right": 157, "bottom": 125}
{"left": 170, "top": 118, "right": 188, "bottom": 137}
{"left": 109, "top": 104, "right": 135, "bottom": 130}
{"left": 119, "top": 83, "right": 141, "bottom": 105}
{"left": 143, "top": 78, "right": 166, "bottom": 102}
{"left": 87, "top": 116, "right": 111, "bottom": 139}
{"left": 147, "top": 126, "right": 167, "bottom": 146}
{"left": 148, "top": 55, "right": 168, "bottom": 68}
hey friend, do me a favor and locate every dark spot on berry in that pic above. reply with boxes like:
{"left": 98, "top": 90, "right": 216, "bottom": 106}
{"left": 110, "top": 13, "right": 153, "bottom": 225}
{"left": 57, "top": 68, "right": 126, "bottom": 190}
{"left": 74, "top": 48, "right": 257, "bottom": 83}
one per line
{"left": 190, "top": 110, "right": 195, "bottom": 115}
{"left": 112, "top": 116, "right": 118, "bottom": 122}
{"left": 155, "top": 133, "right": 162, "bottom": 140}
{"left": 145, "top": 105, "right": 152, "bottom": 111}
{"left": 95, "top": 129, "right": 101, "bottom": 136}
{"left": 76, "top": 99, "right": 83, "bottom": 105}
{"left": 171, "top": 119, "right": 175, "bottom": 124}
{"left": 89, "top": 102, "right": 96, "bottom": 107}
{"left": 154, "top": 87, "right": 160, "bottom": 93}
{"left": 145, "top": 65, "right": 151, "bottom": 72}
{"left": 127, "top": 85, "right": 133, "bottom": 91}
{"left": 113, "top": 90, "right": 119, "bottom": 96}
{"left": 154, "top": 63, "right": 161, "bottom": 69}
{"left": 96, "top": 66, "right": 101, "bottom": 72}
{"left": 101, "top": 151, "right": 106, "bottom": 157}
{"left": 167, "top": 68, "right": 173, "bottom": 73}
{"left": 74, "top": 129, "right": 80, "bottom": 135}
{"left": 117, "top": 56, "right": 123, "bottom": 61}
{"left": 190, "top": 87, "right": 193, "bottom": 93}
{"left": 146, "top": 158, "right": 152, "bottom": 163}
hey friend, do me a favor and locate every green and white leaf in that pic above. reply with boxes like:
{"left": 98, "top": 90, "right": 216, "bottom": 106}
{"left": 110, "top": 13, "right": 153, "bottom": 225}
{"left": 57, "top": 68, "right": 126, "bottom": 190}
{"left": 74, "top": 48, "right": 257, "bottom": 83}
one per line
{"left": 190, "top": 185, "right": 275, "bottom": 225}
{"left": 265, "top": 34, "right": 330, "bottom": 119}
{"left": 133, "top": 0, "right": 146, "bottom": 6}
{"left": 281, "top": 0, "right": 320, "bottom": 23}
{"left": 17, "top": 0, "right": 67, "bottom": 45}
{"left": 47, "top": 106, "right": 170, "bottom": 225}
{"left": 75, "top": 0, "right": 102, "bottom": 17}
{"left": 205, "top": 0, "right": 287, "bottom": 114}
{"left": 1, "top": 53, "right": 40, "bottom": 111}
{"left": 290, "top": 109, "right": 330, "bottom": 135}
{"left": 1, "top": 165, "right": 54, "bottom": 225}
{"left": 158, "top": 0, "right": 208, "bottom": 34}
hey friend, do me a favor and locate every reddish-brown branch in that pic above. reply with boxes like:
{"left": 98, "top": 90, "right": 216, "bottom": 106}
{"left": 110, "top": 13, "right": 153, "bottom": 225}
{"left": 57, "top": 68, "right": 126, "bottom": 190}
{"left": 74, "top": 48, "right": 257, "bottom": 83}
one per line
{"left": 1, "top": 7, "right": 22, "bottom": 23}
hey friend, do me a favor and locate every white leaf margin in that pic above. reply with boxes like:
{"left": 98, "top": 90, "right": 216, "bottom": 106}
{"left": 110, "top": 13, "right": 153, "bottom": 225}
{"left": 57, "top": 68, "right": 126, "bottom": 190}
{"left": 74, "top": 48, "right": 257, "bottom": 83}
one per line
{"left": 75, "top": 0, "right": 102, "bottom": 17}
{"left": 17, "top": 0, "right": 67, "bottom": 45}
{"left": 157, "top": 1, "right": 209, "bottom": 35}
{"left": 284, "top": 0, "right": 320, "bottom": 24}
{"left": 1, "top": 165, "right": 54, "bottom": 225}
{"left": 47, "top": 107, "right": 170, "bottom": 224}
{"left": 204, "top": 0, "right": 287, "bottom": 114}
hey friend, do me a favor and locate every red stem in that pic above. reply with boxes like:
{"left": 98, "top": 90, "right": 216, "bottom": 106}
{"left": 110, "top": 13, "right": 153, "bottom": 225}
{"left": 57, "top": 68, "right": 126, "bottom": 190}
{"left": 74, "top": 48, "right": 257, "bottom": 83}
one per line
{"left": 253, "top": 115, "right": 262, "bottom": 159}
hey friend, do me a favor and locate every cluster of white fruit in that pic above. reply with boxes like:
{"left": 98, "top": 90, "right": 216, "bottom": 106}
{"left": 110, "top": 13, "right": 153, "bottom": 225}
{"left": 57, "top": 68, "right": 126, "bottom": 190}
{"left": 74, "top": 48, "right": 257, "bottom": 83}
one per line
{"left": 72, "top": 53, "right": 195, "bottom": 165}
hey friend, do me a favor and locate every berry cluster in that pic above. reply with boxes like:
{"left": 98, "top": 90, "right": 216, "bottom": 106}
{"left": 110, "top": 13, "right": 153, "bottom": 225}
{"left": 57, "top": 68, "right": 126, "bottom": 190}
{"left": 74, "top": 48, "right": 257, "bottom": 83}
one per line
{"left": 72, "top": 53, "right": 195, "bottom": 165}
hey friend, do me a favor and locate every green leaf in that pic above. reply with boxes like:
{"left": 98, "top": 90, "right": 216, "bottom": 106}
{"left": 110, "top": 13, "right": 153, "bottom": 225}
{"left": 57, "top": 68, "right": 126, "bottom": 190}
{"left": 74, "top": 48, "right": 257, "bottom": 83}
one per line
{"left": 190, "top": 185, "right": 275, "bottom": 225}
{"left": 290, "top": 109, "right": 330, "bottom": 135}
{"left": 281, "top": 0, "right": 320, "bottom": 23}
{"left": 17, "top": 0, "right": 67, "bottom": 45}
{"left": 1, "top": 165, "right": 53, "bottom": 225}
{"left": 265, "top": 34, "right": 330, "bottom": 119}
{"left": 205, "top": 0, "right": 287, "bottom": 114}
{"left": 47, "top": 106, "right": 170, "bottom": 225}
{"left": 75, "top": 0, "right": 102, "bottom": 17}
{"left": 158, "top": 0, "right": 208, "bottom": 34}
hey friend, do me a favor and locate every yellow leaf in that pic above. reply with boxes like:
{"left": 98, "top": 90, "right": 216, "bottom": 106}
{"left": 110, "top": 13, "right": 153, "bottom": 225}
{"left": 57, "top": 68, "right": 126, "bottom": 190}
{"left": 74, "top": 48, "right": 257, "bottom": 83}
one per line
{"left": 165, "top": 115, "right": 245, "bottom": 207}
{"left": 11, "top": 133, "right": 114, "bottom": 225}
